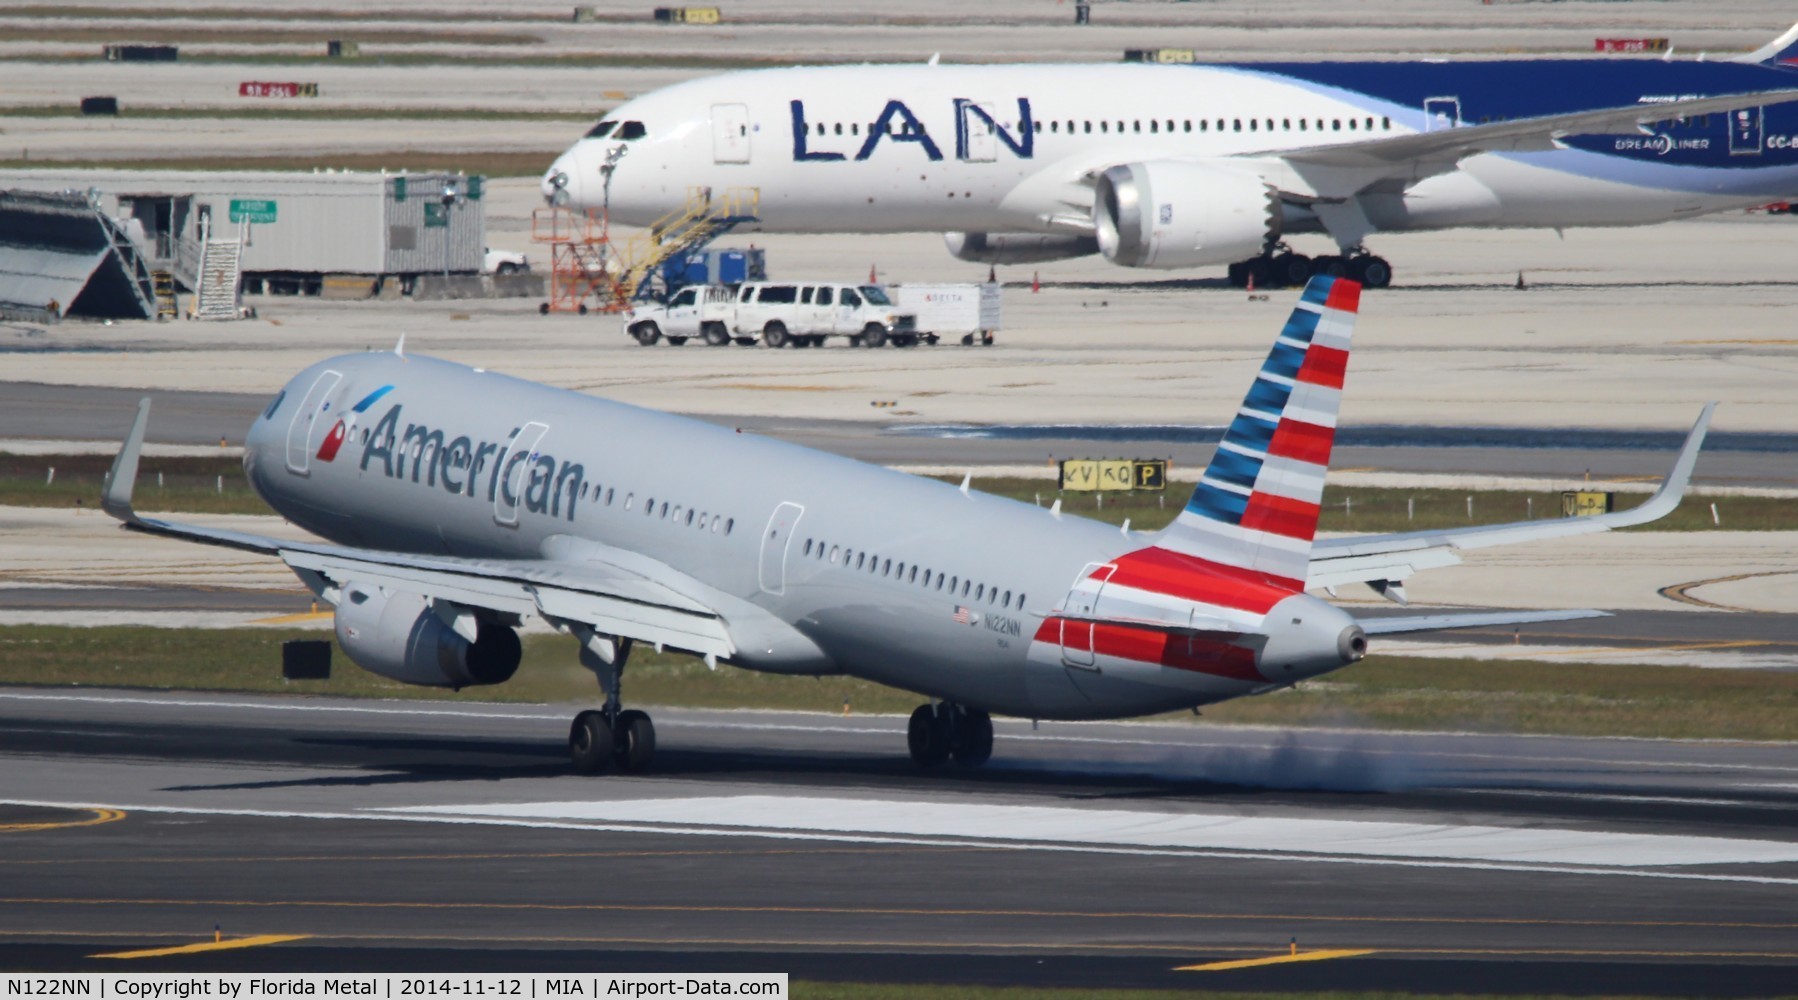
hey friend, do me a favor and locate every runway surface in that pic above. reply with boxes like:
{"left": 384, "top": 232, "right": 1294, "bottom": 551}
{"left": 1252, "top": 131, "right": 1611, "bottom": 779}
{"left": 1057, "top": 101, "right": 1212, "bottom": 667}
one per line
{"left": 3, "top": 380, "right": 1792, "bottom": 488}
{"left": 2, "top": 687, "right": 1795, "bottom": 990}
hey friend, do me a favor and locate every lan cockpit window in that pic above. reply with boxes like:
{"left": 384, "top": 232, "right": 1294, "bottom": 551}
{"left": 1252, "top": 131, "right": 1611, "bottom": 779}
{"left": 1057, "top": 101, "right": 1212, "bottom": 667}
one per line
{"left": 585, "top": 121, "right": 647, "bottom": 141}
{"left": 585, "top": 120, "right": 617, "bottom": 139}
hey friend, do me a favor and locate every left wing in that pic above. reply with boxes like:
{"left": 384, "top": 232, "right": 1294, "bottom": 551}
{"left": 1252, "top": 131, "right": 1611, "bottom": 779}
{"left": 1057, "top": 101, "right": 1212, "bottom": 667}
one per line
{"left": 1268, "top": 90, "right": 1798, "bottom": 196}
{"left": 102, "top": 399, "right": 735, "bottom": 661}
{"left": 1307, "top": 403, "right": 1714, "bottom": 600}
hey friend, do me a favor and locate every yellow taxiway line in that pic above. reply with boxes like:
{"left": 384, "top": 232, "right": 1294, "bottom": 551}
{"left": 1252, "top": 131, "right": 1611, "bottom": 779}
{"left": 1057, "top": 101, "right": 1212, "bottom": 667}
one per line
{"left": 92, "top": 935, "right": 312, "bottom": 960}
{"left": 0, "top": 809, "right": 126, "bottom": 834}
{"left": 1177, "top": 948, "right": 1376, "bottom": 971}
{"left": 249, "top": 611, "right": 334, "bottom": 625}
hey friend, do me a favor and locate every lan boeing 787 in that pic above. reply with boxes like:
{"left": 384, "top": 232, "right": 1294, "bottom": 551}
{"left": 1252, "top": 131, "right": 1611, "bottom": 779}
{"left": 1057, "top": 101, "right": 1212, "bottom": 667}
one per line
{"left": 103, "top": 277, "right": 1710, "bottom": 773}
{"left": 544, "top": 23, "right": 1798, "bottom": 288}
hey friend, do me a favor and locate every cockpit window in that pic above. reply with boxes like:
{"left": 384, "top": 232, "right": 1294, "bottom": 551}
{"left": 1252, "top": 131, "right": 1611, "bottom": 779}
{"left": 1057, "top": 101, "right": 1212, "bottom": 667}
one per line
{"left": 585, "top": 120, "right": 617, "bottom": 139}
{"left": 616, "top": 121, "right": 647, "bottom": 140}
{"left": 261, "top": 389, "right": 286, "bottom": 420}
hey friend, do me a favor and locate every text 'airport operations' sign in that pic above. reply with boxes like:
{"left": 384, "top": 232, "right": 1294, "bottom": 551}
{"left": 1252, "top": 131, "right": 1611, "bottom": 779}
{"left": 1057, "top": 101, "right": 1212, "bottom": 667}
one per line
{"left": 1059, "top": 458, "right": 1167, "bottom": 492}
{"left": 229, "top": 198, "right": 276, "bottom": 223}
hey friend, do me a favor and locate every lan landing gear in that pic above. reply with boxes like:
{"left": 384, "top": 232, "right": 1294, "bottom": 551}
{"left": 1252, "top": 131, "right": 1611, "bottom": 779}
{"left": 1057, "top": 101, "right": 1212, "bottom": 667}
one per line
{"left": 907, "top": 702, "right": 994, "bottom": 769}
{"left": 570, "top": 636, "right": 655, "bottom": 775}
{"left": 1229, "top": 246, "right": 1392, "bottom": 289}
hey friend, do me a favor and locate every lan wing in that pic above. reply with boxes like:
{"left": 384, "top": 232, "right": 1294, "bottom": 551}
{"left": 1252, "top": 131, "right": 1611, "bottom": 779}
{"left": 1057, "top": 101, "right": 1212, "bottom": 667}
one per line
{"left": 100, "top": 398, "right": 734, "bottom": 661}
{"left": 1307, "top": 403, "right": 1714, "bottom": 599}
{"left": 1268, "top": 90, "right": 1798, "bottom": 194}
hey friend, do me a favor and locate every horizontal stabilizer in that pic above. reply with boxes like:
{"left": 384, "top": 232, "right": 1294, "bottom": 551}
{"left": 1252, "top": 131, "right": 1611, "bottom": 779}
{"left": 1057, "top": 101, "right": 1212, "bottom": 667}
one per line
{"left": 1359, "top": 608, "right": 1609, "bottom": 636}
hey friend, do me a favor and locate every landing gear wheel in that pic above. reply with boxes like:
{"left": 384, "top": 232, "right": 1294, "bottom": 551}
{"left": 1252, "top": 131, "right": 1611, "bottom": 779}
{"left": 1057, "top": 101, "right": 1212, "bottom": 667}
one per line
{"left": 763, "top": 321, "right": 788, "bottom": 349}
{"left": 630, "top": 322, "right": 661, "bottom": 347}
{"left": 614, "top": 709, "right": 656, "bottom": 772}
{"left": 1226, "top": 261, "right": 1248, "bottom": 288}
{"left": 667, "top": 336, "right": 688, "bottom": 346}
{"left": 1349, "top": 255, "right": 1393, "bottom": 289}
{"left": 703, "top": 323, "right": 731, "bottom": 346}
{"left": 861, "top": 323, "right": 887, "bottom": 348}
{"left": 569, "top": 710, "right": 614, "bottom": 775}
{"left": 1269, "top": 252, "right": 1313, "bottom": 288}
{"left": 951, "top": 708, "right": 993, "bottom": 768}
{"left": 1311, "top": 255, "right": 1349, "bottom": 278}
{"left": 907, "top": 704, "right": 951, "bottom": 768}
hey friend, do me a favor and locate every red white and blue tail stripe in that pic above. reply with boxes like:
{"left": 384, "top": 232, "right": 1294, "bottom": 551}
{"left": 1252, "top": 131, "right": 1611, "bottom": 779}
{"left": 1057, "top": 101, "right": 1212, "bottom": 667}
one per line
{"left": 1155, "top": 275, "right": 1359, "bottom": 590}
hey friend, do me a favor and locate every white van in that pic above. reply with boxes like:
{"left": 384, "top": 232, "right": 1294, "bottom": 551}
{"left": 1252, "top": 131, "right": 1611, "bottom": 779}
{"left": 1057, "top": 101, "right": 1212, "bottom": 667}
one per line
{"left": 626, "top": 281, "right": 920, "bottom": 348}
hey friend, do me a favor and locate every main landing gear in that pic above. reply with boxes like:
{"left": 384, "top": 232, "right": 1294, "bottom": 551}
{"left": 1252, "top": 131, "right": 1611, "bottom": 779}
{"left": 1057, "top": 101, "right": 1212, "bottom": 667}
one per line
{"left": 907, "top": 702, "right": 994, "bottom": 769}
{"left": 570, "top": 636, "right": 656, "bottom": 775}
{"left": 1227, "top": 245, "right": 1393, "bottom": 290}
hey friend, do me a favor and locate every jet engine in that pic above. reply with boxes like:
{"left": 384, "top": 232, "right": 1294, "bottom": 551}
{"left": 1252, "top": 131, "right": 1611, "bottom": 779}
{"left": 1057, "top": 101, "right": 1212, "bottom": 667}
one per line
{"left": 333, "top": 582, "right": 521, "bottom": 689}
{"left": 1092, "top": 161, "right": 1280, "bottom": 269}
{"left": 944, "top": 231, "right": 1099, "bottom": 264}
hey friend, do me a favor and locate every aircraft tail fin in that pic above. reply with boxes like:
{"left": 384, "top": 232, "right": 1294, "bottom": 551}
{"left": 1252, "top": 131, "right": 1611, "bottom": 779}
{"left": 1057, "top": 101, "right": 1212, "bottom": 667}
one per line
{"left": 1153, "top": 275, "right": 1359, "bottom": 590}
{"left": 1734, "top": 20, "right": 1798, "bottom": 66}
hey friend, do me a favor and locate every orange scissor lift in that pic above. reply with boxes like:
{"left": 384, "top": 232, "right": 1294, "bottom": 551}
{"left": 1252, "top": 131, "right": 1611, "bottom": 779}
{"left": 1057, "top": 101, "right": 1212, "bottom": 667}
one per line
{"left": 534, "top": 187, "right": 760, "bottom": 315}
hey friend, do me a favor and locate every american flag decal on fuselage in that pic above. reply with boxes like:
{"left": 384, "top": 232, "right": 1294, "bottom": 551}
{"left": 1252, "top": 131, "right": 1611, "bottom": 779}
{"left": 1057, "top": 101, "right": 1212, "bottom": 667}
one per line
{"left": 1158, "top": 275, "right": 1358, "bottom": 590}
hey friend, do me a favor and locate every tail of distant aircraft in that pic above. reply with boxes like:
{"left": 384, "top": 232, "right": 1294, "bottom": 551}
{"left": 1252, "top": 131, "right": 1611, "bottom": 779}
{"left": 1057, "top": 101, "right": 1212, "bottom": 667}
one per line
{"left": 1152, "top": 275, "right": 1358, "bottom": 590}
{"left": 1735, "top": 21, "right": 1798, "bottom": 66}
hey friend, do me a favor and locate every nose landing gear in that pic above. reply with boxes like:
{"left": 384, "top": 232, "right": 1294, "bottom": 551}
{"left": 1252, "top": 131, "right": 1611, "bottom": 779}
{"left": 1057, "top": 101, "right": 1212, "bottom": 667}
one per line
{"left": 907, "top": 702, "right": 994, "bottom": 769}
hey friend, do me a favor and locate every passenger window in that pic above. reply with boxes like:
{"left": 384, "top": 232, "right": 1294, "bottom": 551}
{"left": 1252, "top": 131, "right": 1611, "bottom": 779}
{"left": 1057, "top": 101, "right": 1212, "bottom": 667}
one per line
{"left": 830, "top": 546, "right": 840, "bottom": 563}
{"left": 624, "top": 493, "right": 634, "bottom": 510}
{"left": 1233, "top": 119, "right": 1242, "bottom": 132}
{"left": 882, "top": 558, "right": 891, "bottom": 576}
{"left": 1100, "top": 121, "right": 1108, "bottom": 133}
{"left": 1083, "top": 121, "right": 1092, "bottom": 134}
{"left": 1017, "top": 593, "right": 1026, "bottom": 609}
{"left": 1003, "top": 589, "right": 1011, "bottom": 606}
{"left": 1166, "top": 119, "right": 1174, "bottom": 132}
{"left": 856, "top": 552, "right": 865, "bottom": 570}
{"left": 616, "top": 121, "right": 647, "bottom": 140}
{"left": 605, "top": 488, "right": 613, "bottom": 505}
{"left": 1299, "top": 119, "right": 1307, "bottom": 131}
{"left": 909, "top": 566, "right": 918, "bottom": 583}
{"left": 833, "top": 123, "right": 842, "bottom": 136}
{"left": 1249, "top": 119, "right": 1258, "bottom": 131}
{"left": 976, "top": 584, "right": 984, "bottom": 600}
{"left": 804, "top": 539, "right": 813, "bottom": 557}
{"left": 686, "top": 509, "right": 695, "bottom": 526}
{"left": 841, "top": 288, "right": 861, "bottom": 307}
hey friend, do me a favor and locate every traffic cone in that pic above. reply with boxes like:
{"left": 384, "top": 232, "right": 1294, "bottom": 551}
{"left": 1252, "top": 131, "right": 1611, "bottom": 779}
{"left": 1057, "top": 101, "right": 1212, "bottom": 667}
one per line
{"left": 987, "top": 265, "right": 997, "bottom": 284}
{"left": 1245, "top": 269, "right": 1256, "bottom": 293}
{"left": 1031, "top": 271, "right": 1040, "bottom": 293}
{"left": 869, "top": 264, "right": 878, "bottom": 283}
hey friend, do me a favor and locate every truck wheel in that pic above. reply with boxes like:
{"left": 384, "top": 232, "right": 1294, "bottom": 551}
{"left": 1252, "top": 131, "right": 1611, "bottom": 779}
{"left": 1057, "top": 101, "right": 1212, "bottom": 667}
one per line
{"left": 703, "top": 323, "right": 730, "bottom": 346}
{"left": 810, "top": 335, "right": 827, "bottom": 348}
{"left": 961, "top": 333, "right": 974, "bottom": 346}
{"left": 763, "top": 321, "right": 788, "bottom": 349}
{"left": 496, "top": 262, "right": 519, "bottom": 276}
{"left": 667, "top": 336, "right": 688, "bottom": 346}
{"left": 861, "top": 324, "right": 887, "bottom": 348}
{"left": 630, "top": 322, "right": 661, "bottom": 346}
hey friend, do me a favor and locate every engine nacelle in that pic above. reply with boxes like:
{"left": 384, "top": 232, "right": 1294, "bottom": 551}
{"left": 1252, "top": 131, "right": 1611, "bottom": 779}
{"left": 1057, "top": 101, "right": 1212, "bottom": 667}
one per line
{"left": 1093, "top": 161, "right": 1280, "bottom": 269}
{"left": 944, "top": 231, "right": 1099, "bottom": 264}
{"left": 333, "top": 582, "right": 521, "bottom": 689}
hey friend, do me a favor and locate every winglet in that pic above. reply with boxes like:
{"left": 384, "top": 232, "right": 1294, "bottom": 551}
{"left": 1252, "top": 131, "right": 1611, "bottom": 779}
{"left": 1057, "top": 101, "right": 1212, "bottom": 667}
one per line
{"left": 102, "top": 397, "right": 151, "bottom": 525}
{"left": 1599, "top": 402, "right": 1714, "bottom": 528}
{"left": 1733, "top": 20, "right": 1798, "bottom": 65}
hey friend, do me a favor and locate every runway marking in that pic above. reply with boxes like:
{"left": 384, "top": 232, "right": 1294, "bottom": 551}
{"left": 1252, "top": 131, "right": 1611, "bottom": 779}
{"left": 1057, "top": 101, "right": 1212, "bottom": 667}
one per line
{"left": 0, "top": 808, "right": 125, "bottom": 834}
{"left": 1658, "top": 571, "right": 1795, "bottom": 612}
{"left": 91, "top": 934, "right": 311, "bottom": 959}
{"left": 7, "top": 798, "right": 1798, "bottom": 887}
{"left": 0, "top": 845, "right": 983, "bottom": 867}
{"left": 1177, "top": 948, "right": 1375, "bottom": 971}
{"left": 1491, "top": 639, "right": 1773, "bottom": 660}
{"left": 248, "top": 611, "right": 333, "bottom": 625}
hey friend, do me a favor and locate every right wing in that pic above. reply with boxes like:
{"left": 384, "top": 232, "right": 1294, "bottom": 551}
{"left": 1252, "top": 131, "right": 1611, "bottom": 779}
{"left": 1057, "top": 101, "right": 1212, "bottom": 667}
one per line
{"left": 1307, "top": 403, "right": 1715, "bottom": 599}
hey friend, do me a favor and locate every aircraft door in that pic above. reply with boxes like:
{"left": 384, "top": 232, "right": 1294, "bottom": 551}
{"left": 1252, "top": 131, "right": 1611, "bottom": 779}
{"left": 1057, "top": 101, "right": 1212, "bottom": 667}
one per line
{"left": 1730, "top": 107, "right": 1764, "bottom": 156}
{"left": 493, "top": 421, "right": 550, "bottom": 527}
{"left": 283, "top": 369, "right": 343, "bottom": 475}
{"left": 712, "top": 103, "right": 751, "bottom": 164}
{"left": 959, "top": 101, "right": 998, "bottom": 162}
{"left": 758, "top": 501, "right": 805, "bottom": 595}
{"left": 1423, "top": 96, "right": 1461, "bottom": 131}
{"left": 1057, "top": 562, "right": 1116, "bottom": 669}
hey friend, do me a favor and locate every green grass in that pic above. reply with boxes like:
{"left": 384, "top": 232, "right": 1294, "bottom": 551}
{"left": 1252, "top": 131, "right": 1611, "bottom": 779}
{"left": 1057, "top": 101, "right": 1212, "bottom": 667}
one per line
{"left": 3, "top": 625, "right": 1795, "bottom": 742}
{"left": 5, "top": 458, "right": 1785, "bottom": 531}
{"left": 0, "top": 150, "right": 558, "bottom": 177}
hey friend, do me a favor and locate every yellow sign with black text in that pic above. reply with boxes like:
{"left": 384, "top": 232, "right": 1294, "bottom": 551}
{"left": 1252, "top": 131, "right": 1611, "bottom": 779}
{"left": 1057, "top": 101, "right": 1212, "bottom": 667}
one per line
{"left": 1059, "top": 459, "right": 1168, "bottom": 492}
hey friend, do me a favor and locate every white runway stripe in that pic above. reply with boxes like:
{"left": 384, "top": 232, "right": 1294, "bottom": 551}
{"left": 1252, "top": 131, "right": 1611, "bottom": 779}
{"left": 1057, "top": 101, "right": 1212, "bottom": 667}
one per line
{"left": 391, "top": 795, "right": 1798, "bottom": 868}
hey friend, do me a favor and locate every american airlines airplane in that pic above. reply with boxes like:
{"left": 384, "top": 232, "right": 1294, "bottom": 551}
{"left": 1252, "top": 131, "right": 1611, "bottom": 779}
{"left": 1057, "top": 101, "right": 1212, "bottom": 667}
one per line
{"left": 543, "top": 24, "right": 1798, "bottom": 288}
{"left": 103, "top": 277, "right": 1710, "bottom": 774}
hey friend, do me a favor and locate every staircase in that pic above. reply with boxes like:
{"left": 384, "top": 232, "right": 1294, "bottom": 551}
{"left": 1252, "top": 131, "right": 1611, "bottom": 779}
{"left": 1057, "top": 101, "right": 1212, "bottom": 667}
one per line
{"left": 151, "top": 270, "right": 177, "bottom": 320}
{"left": 97, "top": 211, "right": 160, "bottom": 320}
{"left": 615, "top": 187, "right": 759, "bottom": 304}
{"left": 192, "top": 231, "right": 245, "bottom": 320}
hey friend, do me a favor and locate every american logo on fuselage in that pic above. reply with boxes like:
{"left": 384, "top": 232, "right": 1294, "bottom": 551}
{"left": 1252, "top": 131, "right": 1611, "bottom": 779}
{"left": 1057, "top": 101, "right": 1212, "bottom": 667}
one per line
{"left": 316, "top": 384, "right": 394, "bottom": 463}
{"left": 789, "top": 98, "right": 1035, "bottom": 162}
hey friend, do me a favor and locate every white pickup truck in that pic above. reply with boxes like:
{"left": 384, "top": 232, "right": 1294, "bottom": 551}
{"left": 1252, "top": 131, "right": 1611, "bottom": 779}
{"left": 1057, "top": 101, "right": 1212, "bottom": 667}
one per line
{"left": 625, "top": 281, "right": 923, "bottom": 348}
